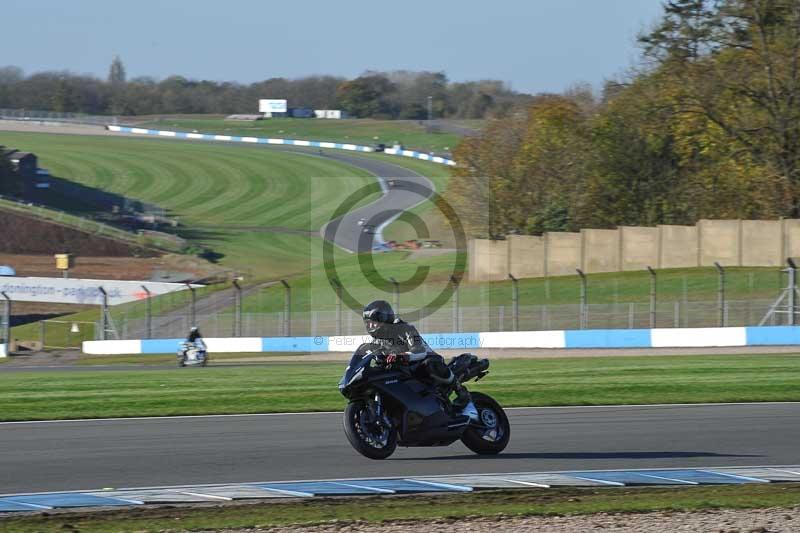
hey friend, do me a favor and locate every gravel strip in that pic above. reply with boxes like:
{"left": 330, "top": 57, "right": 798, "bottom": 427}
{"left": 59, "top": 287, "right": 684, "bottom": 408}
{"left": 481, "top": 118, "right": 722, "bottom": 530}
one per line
{"left": 209, "top": 506, "right": 800, "bottom": 532}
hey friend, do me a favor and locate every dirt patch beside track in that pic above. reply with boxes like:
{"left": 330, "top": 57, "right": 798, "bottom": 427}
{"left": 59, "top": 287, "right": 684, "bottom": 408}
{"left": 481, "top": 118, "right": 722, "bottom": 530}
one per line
{"left": 229, "top": 507, "right": 800, "bottom": 532}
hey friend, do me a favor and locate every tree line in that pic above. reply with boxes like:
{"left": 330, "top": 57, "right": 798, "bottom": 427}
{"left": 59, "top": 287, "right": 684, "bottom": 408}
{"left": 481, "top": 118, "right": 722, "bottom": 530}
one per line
{"left": 0, "top": 58, "right": 530, "bottom": 119}
{"left": 450, "top": 0, "right": 800, "bottom": 238}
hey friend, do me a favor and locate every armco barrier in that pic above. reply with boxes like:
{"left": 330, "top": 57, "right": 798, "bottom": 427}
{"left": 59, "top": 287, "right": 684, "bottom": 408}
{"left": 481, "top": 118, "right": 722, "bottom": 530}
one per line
{"left": 106, "top": 125, "right": 456, "bottom": 166}
{"left": 82, "top": 325, "right": 800, "bottom": 355}
{"left": 383, "top": 147, "right": 457, "bottom": 166}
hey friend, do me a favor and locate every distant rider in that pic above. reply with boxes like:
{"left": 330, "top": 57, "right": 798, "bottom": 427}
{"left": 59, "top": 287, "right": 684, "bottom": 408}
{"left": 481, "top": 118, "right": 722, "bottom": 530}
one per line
{"left": 361, "top": 300, "right": 473, "bottom": 413}
{"left": 186, "top": 326, "right": 207, "bottom": 351}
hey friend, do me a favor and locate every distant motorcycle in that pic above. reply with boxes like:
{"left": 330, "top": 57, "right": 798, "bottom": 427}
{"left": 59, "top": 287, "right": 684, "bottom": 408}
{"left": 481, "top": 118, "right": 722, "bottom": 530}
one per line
{"left": 339, "top": 347, "right": 510, "bottom": 459}
{"left": 177, "top": 341, "right": 208, "bottom": 367}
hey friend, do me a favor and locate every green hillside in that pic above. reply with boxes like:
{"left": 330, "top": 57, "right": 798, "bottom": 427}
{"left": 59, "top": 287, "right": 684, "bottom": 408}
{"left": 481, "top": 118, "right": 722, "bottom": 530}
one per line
{"left": 0, "top": 131, "right": 379, "bottom": 275}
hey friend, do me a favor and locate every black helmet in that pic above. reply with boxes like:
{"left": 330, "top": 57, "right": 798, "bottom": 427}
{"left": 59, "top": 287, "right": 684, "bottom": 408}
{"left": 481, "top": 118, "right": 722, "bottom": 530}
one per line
{"left": 363, "top": 300, "right": 395, "bottom": 336}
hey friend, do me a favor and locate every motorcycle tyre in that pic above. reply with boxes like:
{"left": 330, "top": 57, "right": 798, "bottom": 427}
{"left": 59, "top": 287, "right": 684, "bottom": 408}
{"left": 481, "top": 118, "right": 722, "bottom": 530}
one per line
{"left": 343, "top": 401, "right": 397, "bottom": 460}
{"left": 460, "top": 391, "right": 510, "bottom": 455}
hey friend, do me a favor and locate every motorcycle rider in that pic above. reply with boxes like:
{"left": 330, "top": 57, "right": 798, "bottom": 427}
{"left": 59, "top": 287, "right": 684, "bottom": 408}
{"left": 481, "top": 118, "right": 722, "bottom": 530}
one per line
{"left": 362, "top": 300, "right": 474, "bottom": 415}
{"left": 186, "top": 326, "right": 207, "bottom": 351}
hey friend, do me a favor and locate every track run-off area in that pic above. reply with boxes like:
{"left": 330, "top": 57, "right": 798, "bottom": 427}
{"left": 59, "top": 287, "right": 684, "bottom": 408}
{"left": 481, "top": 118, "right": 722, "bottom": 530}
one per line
{"left": 1, "top": 402, "right": 798, "bottom": 495}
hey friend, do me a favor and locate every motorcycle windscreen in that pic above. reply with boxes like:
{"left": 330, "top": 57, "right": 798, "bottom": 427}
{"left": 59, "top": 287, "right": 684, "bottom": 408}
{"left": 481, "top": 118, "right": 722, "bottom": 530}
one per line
{"left": 339, "top": 351, "right": 372, "bottom": 389}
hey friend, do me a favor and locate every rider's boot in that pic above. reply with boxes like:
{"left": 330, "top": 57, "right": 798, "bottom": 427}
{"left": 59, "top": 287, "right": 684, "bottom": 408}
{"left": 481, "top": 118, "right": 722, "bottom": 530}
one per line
{"left": 452, "top": 382, "right": 478, "bottom": 421}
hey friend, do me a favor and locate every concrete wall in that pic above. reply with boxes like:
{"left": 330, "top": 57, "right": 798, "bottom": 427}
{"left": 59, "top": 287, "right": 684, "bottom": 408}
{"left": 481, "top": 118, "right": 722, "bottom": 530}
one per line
{"left": 620, "top": 226, "right": 659, "bottom": 271}
{"left": 784, "top": 219, "right": 800, "bottom": 260}
{"left": 581, "top": 229, "right": 620, "bottom": 273}
{"left": 545, "top": 232, "right": 581, "bottom": 276}
{"left": 658, "top": 225, "right": 698, "bottom": 268}
{"left": 468, "top": 238, "right": 509, "bottom": 282}
{"left": 469, "top": 218, "right": 800, "bottom": 281}
{"left": 698, "top": 219, "right": 741, "bottom": 266}
{"left": 742, "top": 220, "right": 782, "bottom": 266}
{"left": 508, "top": 235, "right": 545, "bottom": 278}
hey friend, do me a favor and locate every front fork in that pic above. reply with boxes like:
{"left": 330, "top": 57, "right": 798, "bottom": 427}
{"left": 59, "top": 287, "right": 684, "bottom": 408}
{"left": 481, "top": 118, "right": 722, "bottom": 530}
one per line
{"left": 365, "top": 390, "right": 384, "bottom": 423}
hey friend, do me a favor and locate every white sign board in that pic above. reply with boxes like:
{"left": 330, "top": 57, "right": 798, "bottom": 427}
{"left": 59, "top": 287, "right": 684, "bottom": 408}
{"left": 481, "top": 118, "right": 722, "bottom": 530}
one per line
{"left": 259, "top": 99, "right": 287, "bottom": 113}
{"left": 0, "top": 277, "right": 198, "bottom": 305}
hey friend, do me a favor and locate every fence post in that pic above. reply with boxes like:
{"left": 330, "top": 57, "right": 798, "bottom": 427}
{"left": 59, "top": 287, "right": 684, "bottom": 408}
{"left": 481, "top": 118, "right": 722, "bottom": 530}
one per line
{"left": 141, "top": 285, "right": 152, "bottom": 339}
{"left": 332, "top": 278, "right": 343, "bottom": 336}
{"left": 389, "top": 277, "right": 400, "bottom": 315}
{"left": 576, "top": 269, "right": 587, "bottom": 329}
{"left": 450, "top": 275, "right": 461, "bottom": 333}
{"left": 788, "top": 258, "right": 797, "bottom": 325}
{"left": 233, "top": 278, "right": 243, "bottom": 337}
{"left": 647, "top": 266, "right": 657, "bottom": 329}
{"left": 281, "top": 280, "right": 291, "bottom": 337}
{"left": 99, "top": 286, "right": 108, "bottom": 340}
{"left": 185, "top": 282, "right": 196, "bottom": 327}
{"left": 714, "top": 262, "right": 726, "bottom": 327}
{"left": 509, "top": 273, "right": 519, "bottom": 332}
{"left": 1, "top": 292, "right": 10, "bottom": 349}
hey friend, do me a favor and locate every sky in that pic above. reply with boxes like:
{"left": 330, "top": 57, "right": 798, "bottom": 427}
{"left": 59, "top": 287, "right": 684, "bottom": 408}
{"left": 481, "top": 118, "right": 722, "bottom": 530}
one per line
{"left": 2, "top": 0, "right": 666, "bottom": 94}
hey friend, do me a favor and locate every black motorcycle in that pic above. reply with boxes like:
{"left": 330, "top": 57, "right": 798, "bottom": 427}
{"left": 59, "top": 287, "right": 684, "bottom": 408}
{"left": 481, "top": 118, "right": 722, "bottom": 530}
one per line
{"left": 338, "top": 345, "right": 511, "bottom": 459}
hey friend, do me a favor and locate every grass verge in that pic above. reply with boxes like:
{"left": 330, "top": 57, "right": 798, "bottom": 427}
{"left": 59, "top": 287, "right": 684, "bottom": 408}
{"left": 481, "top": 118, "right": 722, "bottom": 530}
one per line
{"left": 2, "top": 484, "right": 799, "bottom": 533}
{"left": 0, "top": 355, "right": 797, "bottom": 421}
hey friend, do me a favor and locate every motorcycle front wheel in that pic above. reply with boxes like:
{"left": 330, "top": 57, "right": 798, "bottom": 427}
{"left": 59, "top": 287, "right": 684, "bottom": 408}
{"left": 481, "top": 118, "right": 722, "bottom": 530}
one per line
{"left": 343, "top": 400, "right": 397, "bottom": 460}
{"left": 460, "top": 391, "right": 510, "bottom": 455}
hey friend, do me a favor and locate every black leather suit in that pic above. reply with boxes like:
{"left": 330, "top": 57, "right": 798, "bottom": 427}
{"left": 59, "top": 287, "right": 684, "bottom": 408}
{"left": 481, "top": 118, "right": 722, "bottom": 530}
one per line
{"left": 367, "top": 319, "right": 454, "bottom": 386}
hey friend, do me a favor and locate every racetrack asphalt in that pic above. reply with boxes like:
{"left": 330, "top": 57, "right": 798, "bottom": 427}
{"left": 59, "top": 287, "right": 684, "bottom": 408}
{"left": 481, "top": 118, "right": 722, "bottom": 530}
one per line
{"left": 1, "top": 403, "right": 797, "bottom": 494}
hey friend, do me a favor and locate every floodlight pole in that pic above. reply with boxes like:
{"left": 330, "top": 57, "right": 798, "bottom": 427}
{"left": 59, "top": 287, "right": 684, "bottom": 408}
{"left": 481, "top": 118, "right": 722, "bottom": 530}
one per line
{"left": 509, "top": 273, "right": 519, "bottom": 332}
{"left": 281, "top": 280, "right": 292, "bottom": 337}
{"left": 647, "top": 266, "right": 657, "bottom": 329}
{"left": 714, "top": 262, "right": 726, "bottom": 327}
{"left": 576, "top": 269, "right": 587, "bottom": 329}
{"left": 141, "top": 285, "right": 152, "bottom": 339}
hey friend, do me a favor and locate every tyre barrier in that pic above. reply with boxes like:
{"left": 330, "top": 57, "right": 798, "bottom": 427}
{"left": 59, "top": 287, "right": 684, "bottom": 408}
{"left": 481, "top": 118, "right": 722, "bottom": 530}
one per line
{"left": 105, "top": 125, "right": 457, "bottom": 166}
{"left": 1, "top": 466, "right": 798, "bottom": 513}
{"left": 82, "top": 325, "right": 800, "bottom": 355}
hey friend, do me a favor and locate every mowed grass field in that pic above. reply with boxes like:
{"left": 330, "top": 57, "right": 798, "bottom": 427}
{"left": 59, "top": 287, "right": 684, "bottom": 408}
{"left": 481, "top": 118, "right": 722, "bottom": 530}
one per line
{"left": 0, "top": 355, "right": 797, "bottom": 420}
{"left": 0, "top": 131, "right": 380, "bottom": 274}
{"left": 137, "top": 116, "right": 473, "bottom": 154}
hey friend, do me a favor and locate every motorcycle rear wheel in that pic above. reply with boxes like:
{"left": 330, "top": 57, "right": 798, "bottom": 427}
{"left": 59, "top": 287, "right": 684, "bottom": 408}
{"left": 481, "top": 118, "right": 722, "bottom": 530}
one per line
{"left": 343, "top": 401, "right": 397, "bottom": 460}
{"left": 460, "top": 391, "right": 510, "bottom": 455}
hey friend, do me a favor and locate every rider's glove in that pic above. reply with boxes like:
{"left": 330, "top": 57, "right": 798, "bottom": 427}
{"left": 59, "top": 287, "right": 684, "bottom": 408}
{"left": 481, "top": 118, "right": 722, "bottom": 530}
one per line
{"left": 385, "top": 352, "right": 409, "bottom": 366}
